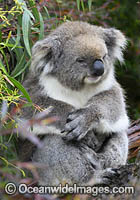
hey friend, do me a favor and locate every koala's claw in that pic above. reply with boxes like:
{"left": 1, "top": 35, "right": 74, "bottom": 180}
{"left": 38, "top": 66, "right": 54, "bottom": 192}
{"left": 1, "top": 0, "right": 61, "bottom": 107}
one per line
{"left": 96, "top": 168, "right": 120, "bottom": 185}
{"left": 63, "top": 124, "right": 88, "bottom": 141}
{"left": 64, "top": 110, "right": 90, "bottom": 141}
{"left": 66, "top": 113, "right": 77, "bottom": 121}
{"left": 63, "top": 131, "right": 80, "bottom": 141}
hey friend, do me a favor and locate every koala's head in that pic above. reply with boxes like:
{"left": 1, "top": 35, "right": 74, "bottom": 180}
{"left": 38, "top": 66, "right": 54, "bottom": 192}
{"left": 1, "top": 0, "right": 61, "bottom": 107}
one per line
{"left": 30, "top": 21, "right": 127, "bottom": 90}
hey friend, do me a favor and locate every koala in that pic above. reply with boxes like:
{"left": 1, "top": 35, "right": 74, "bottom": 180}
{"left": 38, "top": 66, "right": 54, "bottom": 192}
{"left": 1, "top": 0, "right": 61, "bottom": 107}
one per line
{"left": 19, "top": 21, "right": 129, "bottom": 186}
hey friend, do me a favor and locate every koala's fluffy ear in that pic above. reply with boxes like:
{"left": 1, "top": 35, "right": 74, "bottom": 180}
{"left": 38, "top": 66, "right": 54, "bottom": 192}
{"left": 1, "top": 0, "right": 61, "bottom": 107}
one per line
{"left": 30, "top": 36, "right": 62, "bottom": 75}
{"left": 103, "top": 28, "right": 127, "bottom": 63}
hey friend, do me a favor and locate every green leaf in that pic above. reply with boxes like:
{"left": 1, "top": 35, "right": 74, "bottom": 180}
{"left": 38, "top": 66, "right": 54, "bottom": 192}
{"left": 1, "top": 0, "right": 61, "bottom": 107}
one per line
{"left": 19, "top": 0, "right": 35, "bottom": 21}
{"left": 9, "top": 38, "right": 24, "bottom": 63}
{"left": 31, "top": 27, "right": 40, "bottom": 32}
{"left": 11, "top": 53, "right": 25, "bottom": 77}
{"left": 0, "top": 60, "right": 8, "bottom": 75}
{"left": 7, "top": 76, "right": 32, "bottom": 103}
{"left": 43, "top": 6, "right": 50, "bottom": 19}
{"left": 0, "top": 49, "right": 10, "bottom": 73}
{"left": 76, "top": 0, "right": 80, "bottom": 10}
{"left": 23, "top": 6, "right": 35, "bottom": 21}
{"left": 22, "top": 11, "right": 31, "bottom": 56}
{"left": 13, "top": 59, "right": 31, "bottom": 78}
{"left": 11, "top": 25, "right": 21, "bottom": 50}
{"left": 17, "top": 13, "right": 22, "bottom": 26}
{"left": 39, "top": 12, "right": 44, "bottom": 40}
{"left": 81, "top": 0, "right": 85, "bottom": 11}
{"left": 0, "top": 31, "right": 2, "bottom": 43}
{"left": 0, "top": 42, "right": 22, "bottom": 49}
{"left": 7, "top": 47, "right": 15, "bottom": 70}
{"left": 28, "top": 0, "right": 40, "bottom": 23}
{"left": 88, "top": 0, "right": 92, "bottom": 11}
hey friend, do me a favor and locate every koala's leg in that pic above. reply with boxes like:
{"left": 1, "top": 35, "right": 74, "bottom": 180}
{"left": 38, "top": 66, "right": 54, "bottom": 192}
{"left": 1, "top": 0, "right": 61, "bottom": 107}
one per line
{"left": 90, "top": 132, "right": 129, "bottom": 185}
{"left": 98, "top": 132, "right": 128, "bottom": 167}
{"left": 32, "top": 134, "right": 101, "bottom": 186}
{"left": 32, "top": 132, "right": 128, "bottom": 186}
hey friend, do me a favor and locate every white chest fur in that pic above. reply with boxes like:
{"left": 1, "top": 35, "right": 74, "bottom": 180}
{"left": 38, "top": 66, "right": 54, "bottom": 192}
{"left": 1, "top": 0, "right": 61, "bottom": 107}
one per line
{"left": 39, "top": 68, "right": 114, "bottom": 109}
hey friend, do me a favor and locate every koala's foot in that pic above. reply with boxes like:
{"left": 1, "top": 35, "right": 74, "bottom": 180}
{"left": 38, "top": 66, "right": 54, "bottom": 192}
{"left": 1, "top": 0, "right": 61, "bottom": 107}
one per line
{"left": 93, "top": 165, "right": 133, "bottom": 186}
{"left": 94, "top": 168, "right": 119, "bottom": 185}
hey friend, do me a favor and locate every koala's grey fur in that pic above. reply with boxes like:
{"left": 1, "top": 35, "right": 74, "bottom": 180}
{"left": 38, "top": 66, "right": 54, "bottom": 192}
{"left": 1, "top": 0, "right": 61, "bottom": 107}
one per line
{"left": 20, "top": 21, "right": 129, "bottom": 186}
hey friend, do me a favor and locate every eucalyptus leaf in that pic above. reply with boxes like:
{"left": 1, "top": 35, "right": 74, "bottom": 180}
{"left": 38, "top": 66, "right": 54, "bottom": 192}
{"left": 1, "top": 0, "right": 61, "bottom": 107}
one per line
{"left": 7, "top": 76, "right": 32, "bottom": 103}
{"left": 11, "top": 53, "right": 26, "bottom": 77}
{"left": 39, "top": 12, "right": 44, "bottom": 40}
{"left": 22, "top": 11, "right": 31, "bottom": 56}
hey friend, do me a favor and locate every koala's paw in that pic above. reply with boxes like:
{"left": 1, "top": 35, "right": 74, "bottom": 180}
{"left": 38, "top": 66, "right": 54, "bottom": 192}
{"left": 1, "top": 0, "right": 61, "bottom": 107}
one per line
{"left": 95, "top": 166, "right": 132, "bottom": 186}
{"left": 63, "top": 109, "right": 90, "bottom": 141}
{"left": 99, "top": 168, "right": 119, "bottom": 185}
{"left": 91, "top": 168, "right": 118, "bottom": 186}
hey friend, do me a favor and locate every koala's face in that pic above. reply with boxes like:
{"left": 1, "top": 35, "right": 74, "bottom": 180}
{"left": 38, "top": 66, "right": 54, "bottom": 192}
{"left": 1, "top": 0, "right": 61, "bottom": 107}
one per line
{"left": 50, "top": 35, "right": 109, "bottom": 90}
{"left": 31, "top": 21, "right": 126, "bottom": 91}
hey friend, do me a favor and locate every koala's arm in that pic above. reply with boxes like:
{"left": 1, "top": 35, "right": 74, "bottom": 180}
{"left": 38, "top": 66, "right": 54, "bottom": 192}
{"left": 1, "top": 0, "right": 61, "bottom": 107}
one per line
{"left": 64, "top": 83, "right": 129, "bottom": 141}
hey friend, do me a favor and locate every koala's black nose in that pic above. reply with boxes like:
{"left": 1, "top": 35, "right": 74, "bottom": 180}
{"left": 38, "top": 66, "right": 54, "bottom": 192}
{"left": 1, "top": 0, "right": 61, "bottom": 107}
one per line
{"left": 92, "top": 60, "right": 104, "bottom": 76}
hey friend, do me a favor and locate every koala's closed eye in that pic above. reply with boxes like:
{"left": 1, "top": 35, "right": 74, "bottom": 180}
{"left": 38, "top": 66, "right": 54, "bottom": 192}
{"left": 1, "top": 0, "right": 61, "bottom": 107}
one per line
{"left": 76, "top": 58, "right": 86, "bottom": 63}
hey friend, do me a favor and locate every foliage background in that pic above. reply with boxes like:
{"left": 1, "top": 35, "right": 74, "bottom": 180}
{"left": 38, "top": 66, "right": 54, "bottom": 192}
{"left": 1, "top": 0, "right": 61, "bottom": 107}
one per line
{"left": 0, "top": 0, "right": 140, "bottom": 199}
